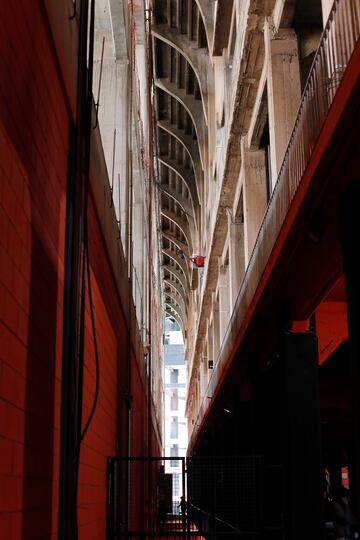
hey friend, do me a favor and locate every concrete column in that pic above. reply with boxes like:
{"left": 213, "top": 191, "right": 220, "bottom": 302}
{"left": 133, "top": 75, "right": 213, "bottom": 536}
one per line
{"left": 132, "top": 203, "right": 144, "bottom": 329}
{"left": 214, "top": 56, "right": 225, "bottom": 129}
{"left": 219, "top": 264, "right": 230, "bottom": 342}
{"left": 281, "top": 331, "right": 324, "bottom": 540}
{"left": 321, "top": 0, "right": 333, "bottom": 25}
{"left": 208, "top": 321, "right": 214, "bottom": 366}
{"left": 203, "top": 339, "right": 210, "bottom": 389}
{"left": 213, "top": 294, "right": 220, "bottom": 362}
{"left": 340, "top": 188, "right": 360, "bottom": 517}
{"left": 243, "top": 149, "right": 268, "bottom": 264}
{"left": 265, "top": 26, "right": 301, "bottom": 189}
{"left": 228, "top": 215, "right": 245, "bottom": 309}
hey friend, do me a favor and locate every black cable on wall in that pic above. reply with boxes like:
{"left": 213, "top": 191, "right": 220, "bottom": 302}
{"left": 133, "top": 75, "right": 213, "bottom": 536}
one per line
{"left": 58, "top": 0, "right": 98, "bottom": 538}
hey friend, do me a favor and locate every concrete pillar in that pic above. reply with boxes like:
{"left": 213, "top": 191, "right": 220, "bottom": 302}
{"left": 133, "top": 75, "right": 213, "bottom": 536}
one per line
{"left": 228, "top": 212, "right": 245, "bottom": 309}
{"left": 281, "top": 331, "right": 324, "bottom": 540}
{"left": 208, "top": 321, "right": 214, "bottom": 366}
{"left": 219, "top": 263, "right": 230, "bottom": 342}
{"left": 214, "top": 56, "right": 225, "bottom": 129}
{"left": 213, "top": 294, "right": 220, "bottom": 362}
{"left": 132, "top": 203, "right": 144, "bottom": 330}
{"left": 340, "top": 188, "right": 360, "bottom": 518}
{"left": 265, "top": 26, "right": 301, "bottom": 189}
{"left": 321, "top": 0, "right": 333, "bottom": 25}
{"left": 243, "top": 149, "right": 268, "bottom": 264}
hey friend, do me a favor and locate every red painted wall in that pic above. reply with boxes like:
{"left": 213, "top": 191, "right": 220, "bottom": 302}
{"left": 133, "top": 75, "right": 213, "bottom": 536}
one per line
{"left": 0, "top": 1, "right": 158, "bottom": 538}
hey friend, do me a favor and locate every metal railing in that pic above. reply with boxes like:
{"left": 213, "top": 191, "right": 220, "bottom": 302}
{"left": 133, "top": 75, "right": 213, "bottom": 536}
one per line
{"left": 194, "top": 0, "right": 360, "bottom": 439}
{"left": 270, "top": 0, "right": 360, "bottom": 212}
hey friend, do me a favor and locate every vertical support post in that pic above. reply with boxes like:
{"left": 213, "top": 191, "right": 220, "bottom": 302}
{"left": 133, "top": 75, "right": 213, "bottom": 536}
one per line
{"left": 242, "top": 147, "right": 268, "bottom": 263}
{"left": 182, "top": 457, "right": 187, "bottom": 538}
{"left": 228, "top": 214, "right": 245, "bottom": 309}
{"left": 281, "top": 331, "right": 324, "bottom": 540}
{"left": 265, "top": 24, "right": 301, "bottom": 189}
{"left": 340, "top": 188, "right": 360, "bottom": 518}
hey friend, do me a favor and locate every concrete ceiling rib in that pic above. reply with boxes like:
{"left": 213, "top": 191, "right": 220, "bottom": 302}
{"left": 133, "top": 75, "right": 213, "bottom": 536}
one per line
{"left": 162, "top": 265, "right": 188, "bottom": 297}
{"left": 158, "top": 155, "right": 199, "bottom": 213}
{"left": 165, "top": 304, "right": 185, "bottom": 332}
{"left": 194, "top": 0, "right": 214, "bottom": 50}
{"left": 164, "top": 291, "right": 187, "bottom": 321}
{"left": 164, "top": 278, "right": 188, "bottom": 307}
{"left": 152, "top": 25, "right": 211, "bottom": 123}
{"left": 162, "top": 248, "right": 190, "bottom": 284}
{"left": 161, "top": 207, "right": 193, "bottom": 255}
{"left": 155, "top": 78, "right": 206, "bottom": 170}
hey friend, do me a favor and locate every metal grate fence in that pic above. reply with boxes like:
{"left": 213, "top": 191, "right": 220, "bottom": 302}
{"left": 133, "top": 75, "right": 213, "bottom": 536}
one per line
{"left": 106, "top": 455, "right": 283, "bottom": 539}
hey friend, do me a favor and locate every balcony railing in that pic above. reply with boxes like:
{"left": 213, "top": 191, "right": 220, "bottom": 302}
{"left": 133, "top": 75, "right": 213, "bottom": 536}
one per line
{"left": 192, "top": 0, "right": 360, "bottom": 441}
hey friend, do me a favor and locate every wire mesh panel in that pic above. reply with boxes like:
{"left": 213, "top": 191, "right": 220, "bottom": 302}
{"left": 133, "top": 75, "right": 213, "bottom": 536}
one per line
{"left": 106, "top": 455, "right": 283, "bottom": 539}
{"left": 187, "top": 456, "right": 264, "bottom": 538}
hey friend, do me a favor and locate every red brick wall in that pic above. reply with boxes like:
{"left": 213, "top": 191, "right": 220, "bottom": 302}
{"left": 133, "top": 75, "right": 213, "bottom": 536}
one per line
{"left": 0, "top": 2, "right": 156, "bottom": 538}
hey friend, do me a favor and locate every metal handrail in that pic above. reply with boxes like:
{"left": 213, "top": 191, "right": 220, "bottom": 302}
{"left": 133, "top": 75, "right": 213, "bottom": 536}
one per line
{"left": 194, "top": 0, "right": 360, "bottom": 437}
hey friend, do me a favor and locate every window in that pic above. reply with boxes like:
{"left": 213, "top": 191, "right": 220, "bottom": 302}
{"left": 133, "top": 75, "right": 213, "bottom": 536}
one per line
{"left": 173, "top": 473, "right": 179, "bottom": 497}
{"left": 170, "top": 444, "right": 179, "bottom": 467}
{"left": 170, "top": 369, "right": 179, "bottom": 384}
{"left": 170, "top": 390, "right": 179, "bottom": 411}
{"left": 170, "top": 416, "right": 178, "bottom": 439}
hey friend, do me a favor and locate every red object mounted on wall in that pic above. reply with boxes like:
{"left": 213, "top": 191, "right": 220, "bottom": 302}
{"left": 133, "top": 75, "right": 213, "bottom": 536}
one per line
{"left": 190, "top": 255, "right": 205, "bottom": 268}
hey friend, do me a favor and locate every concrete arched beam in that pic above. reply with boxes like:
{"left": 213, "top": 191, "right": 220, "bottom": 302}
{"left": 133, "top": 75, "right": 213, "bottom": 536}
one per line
{"left": 155, "top": 78, "right": 206, "bottom": 169}
{"left": 152, "top": 25, "right": 212, "bottom": 123}
{"left": 159, "top": 158, "right": 199, "bottom": 235}
{"left": 161, "top": 208, "right": 193, "bottom": 254}
{"left": 195, "top": 0, "right": 215, "bottom": 53}
{"left": 165, "top": 300, "right": 185, "bottom": 325}
{"left": 159, "top": 154, "right": 200, "bottom": 209}
{"left": 165, "top": 292, "right": 187, "bottom": 322}
{"left": 165, "top": 305, "right": 185, "bottom": 333}
{"left": 162, "top": 231, "right": 189, "bottom": 256}
{"left": 164, "top": 278, "right": 187, "bottom": 307}
{"left": 157, "top": 120, "right": 203, "bottom": 182}
{"left": 162, "top": 265, "right": 188, "bottom": 297}
{"left": 162, "top": 247, "right": 190, "bottom": 284}
{"left": 159, "top": 183, "right": 195, "bottom": 224}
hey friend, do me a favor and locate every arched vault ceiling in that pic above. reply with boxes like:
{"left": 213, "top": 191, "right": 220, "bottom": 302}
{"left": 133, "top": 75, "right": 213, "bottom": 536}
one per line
{"left": 162, "top": 247, "right": 190, "bottom": 284}
{"left": 159, "top": 183, "right": 195, "bottom": 225}
{"left": 165, "top": 292, "right": 187, "bottom": 322}
{"left": 195, "top": 0, "right": 214, "bottom": 52}
{"left": 152, "top": 25, "right": 212, "bottom": 122}
{"left": 162, "top": 231, "right": 189, "bottom": 256}
{"left": 161, "top": 208, "right": 193, "bottom": 254}
{"left": 162, "top": 265, "right": 188, "bottom": 298}
{"left": 158, "top": 155, "right": 200, "bottom": 209}
{"left": 157, "top": 119, "right": 203, "bottom": 182}
{"left": 155, "top": 78, "right": 206, "bottom": 169}
{"left": 153, "top": 0, "right": 213, "bottom": 332}
{"left": 164, "top": 278, "right": 188, "bottom": 307}
{"left": 165, "top": 305, "right": 185, "bottom": 332}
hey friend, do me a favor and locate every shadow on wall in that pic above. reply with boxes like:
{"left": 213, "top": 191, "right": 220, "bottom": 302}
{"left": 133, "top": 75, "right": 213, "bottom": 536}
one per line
{"left": 22, "top": 230, "right": 58, "bottom": 539}
{"left": 0, "top": 3, "right": 67, "bottom": 537}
